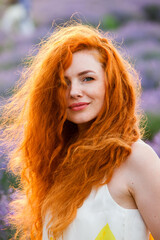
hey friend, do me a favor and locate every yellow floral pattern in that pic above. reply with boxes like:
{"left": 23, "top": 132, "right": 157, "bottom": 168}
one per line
{"left": 48, "top": 224, "right": 153, "bottom": 240}
{"left": 49, "top": 230, "right": 54, "bottom": 240}
{"left": 149, "top": 234, "right": 154, "bottom": 240}
{"left": 95, "top": 223, "right": 116, "bottom": 240}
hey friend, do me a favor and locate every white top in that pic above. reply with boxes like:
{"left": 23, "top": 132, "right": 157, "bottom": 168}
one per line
{"left": 42, "top": 184, "right": 150, "bottom": 240}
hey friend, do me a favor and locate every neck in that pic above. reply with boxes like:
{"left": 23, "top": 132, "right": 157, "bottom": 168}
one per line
{"left": 78, "top": 120, "right": 95, "bottom": 137}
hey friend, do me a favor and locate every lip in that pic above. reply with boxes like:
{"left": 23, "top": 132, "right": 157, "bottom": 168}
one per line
{"left": 68, "top": 102, "right": 90, "bottom": 111}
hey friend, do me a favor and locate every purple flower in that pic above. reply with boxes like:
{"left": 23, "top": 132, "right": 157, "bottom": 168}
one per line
{"left": 141, "top": 87, "right": 160, "bottom": 113}
{"left": 116, "top": 21, "right": 160, "bottom": 43}
{"left": 137, "top": 59, "right": 160, "bottom": 89}
{"left": 0, "top": 188, "right": 15, "bottom": 228}
{"left": 0, "top": 194, "right": 9, "bottom": 221}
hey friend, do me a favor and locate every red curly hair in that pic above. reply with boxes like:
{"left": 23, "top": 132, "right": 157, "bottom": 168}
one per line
{"left": 1, "top": 22, "right": 143, "bottom": 239}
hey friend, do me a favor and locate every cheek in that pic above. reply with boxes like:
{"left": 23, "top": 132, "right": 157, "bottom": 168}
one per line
{"left": 95, "top": 84, "right": 106, "bottom": 102}
{"left": 99, "top": 91, "right": 106, "bottom": 106}
{"left": 96, "top": 86, "right": 106, "bottom": 109}
{"left": 100, "top": 79, "right": 106, "bottom": 100}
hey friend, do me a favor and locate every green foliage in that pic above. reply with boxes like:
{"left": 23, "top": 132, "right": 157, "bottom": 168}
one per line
{"left": 0, "top": 62, "right": 20, "bottom": 71}
{"left": 0, "top": 227, "right": 16, "bottom": 240}
{"left": 142, "top": 51, "right": 160, "bottom": 60}
{"left": 1, "top": 170, "right": 20, "bottom": 194}
{"left": 0, "top": 41, "right": 14, "bottom": 54}
{"left": 143, "top": 112, "right": 160, "bottom": 140}
{"left": 101, "top": 15, "right": 120, "bottom": 30}
{"left": 143, "top": 4, "right": 160, "bottom": 22}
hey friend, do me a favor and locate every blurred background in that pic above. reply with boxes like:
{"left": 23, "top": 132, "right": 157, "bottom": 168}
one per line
{"left": 0, "top": 0, "right": 160, "bottom": 238}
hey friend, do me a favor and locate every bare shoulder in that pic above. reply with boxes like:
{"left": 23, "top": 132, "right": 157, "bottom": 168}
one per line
{"left": 127, "top": 139, "right": 160, "bottom": 172}
{"left": 126, "top": 140, "right": 160, "bottom": 240}
{"left": 125, "top": 138, "right": 160, "bottom": 196}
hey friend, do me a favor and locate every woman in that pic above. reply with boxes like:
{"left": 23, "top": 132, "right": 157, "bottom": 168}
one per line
{"left": 1, "top": 23, "right": 160, "bottom": 240}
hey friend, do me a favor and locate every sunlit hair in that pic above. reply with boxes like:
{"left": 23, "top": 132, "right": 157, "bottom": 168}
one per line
{"left": 1, "top": 22, "right": 143, "bottom": 239}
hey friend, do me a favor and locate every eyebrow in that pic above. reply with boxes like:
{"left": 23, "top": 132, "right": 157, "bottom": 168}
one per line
{"left": 78, "top": 70, "right": 96, "bottom": 76}
{"left": 64, "top": 70, "right": 96, "bottom": 79}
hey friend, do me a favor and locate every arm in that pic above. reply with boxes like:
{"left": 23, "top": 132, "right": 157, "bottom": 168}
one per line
{"left": 128, "top": 140, "right": 160, "bottom": 240}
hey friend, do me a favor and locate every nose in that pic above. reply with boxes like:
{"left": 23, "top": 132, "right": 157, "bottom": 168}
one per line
{"left": 69, "top": 80, "right": 83, "bottom": 98}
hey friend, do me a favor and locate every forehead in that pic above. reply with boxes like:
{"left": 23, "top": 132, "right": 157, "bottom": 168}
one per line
{"left": 64, "top": 49, "right": 102, "bottom": 77}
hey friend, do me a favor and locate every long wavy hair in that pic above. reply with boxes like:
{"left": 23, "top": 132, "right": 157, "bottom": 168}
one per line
{"left": 1, "top": 22, "right": 143, "bottom": 239}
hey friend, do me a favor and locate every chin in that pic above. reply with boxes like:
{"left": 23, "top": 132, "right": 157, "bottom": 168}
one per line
{"left": 69, "top": 119, "right": 89, "bottom": 125}
{"left": 68, "top": 117, "right": 96, "bottom": 126}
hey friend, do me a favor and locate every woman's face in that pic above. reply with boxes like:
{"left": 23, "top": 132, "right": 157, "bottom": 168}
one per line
{"left": 64, "top": 49, "right": 106, "bottom": 129}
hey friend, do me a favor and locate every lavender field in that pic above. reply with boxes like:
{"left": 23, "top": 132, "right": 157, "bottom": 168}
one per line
{"left": 0, "top": 0, "right": 160, "bottom": 238}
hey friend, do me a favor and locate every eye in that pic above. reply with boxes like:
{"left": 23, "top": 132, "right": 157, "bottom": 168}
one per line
{"left": 83, "top": 77, "right": 94, "bottom": 82}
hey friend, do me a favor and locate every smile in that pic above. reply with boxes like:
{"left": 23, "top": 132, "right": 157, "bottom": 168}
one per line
{"left": 69, "top": 102, "right": 90, "bottom": 111}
